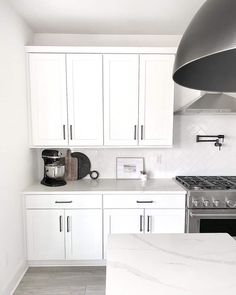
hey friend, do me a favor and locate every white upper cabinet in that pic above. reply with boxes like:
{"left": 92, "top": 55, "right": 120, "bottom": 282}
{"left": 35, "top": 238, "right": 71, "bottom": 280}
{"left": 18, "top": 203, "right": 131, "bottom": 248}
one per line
{"left": 67, "top": 54, "right": 103, "bottom": 146}
{"left": 29, "top": 54, "right": 68, "bottom": 146}
{"left": 28, "top": 49, "right": 175, "bottom": 148}
{"left": 139, "top": 54, "right": 175, "bottom": 146}
{"left": 103, "top": 53, "right": 174, "bottom": 147}
{"left": 104, "top": 54, "right": 139, "bottom": 146}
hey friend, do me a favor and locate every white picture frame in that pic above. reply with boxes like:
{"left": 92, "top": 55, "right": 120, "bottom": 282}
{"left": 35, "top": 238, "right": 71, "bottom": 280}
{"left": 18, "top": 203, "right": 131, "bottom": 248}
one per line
{"left": 116, "top": 157, "right": 144, "bottom": 179}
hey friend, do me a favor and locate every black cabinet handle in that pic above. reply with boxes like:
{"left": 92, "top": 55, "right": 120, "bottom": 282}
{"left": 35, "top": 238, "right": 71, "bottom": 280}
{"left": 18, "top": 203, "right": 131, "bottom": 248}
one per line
{"left": 139, "top": 215, "right": 143, "bottom": 232}
{"left": 59, "top": 215, "right": 63, "bottom": 232}
{"left": 147, "top": 216, "right": 151, "bottom": 232}
{"left": 67, "top": 216, "right": 70, "bottom": 232}
{"left": 70, "top": 125, "right": 73, "bottom": 140}
{"left": 63, "top": 125, "right": 66, "bottom": 140}
{"left": 134, "top": 125, "right": 137, "bottom": 140}
{"left": 141, "top": 125, "right": 144, "bottom": 140}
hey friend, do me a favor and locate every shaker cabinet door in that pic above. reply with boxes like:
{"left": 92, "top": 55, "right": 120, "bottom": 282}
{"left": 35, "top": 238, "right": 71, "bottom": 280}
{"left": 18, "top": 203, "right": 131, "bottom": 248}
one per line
{"left": 26, "top": 209, "right": 65, "bottom": 260}
{"left": 28, "top": 54, "right": 68, "bottom": 146}
{"left": 65, "top": 209, "right": 103, "bottom": 260}
{"left": 103, "top": 209, "right": 144, "bottom": 257}
{"left": 139, "top": 54, "right": 175, "bottom": 146}
{"left": 145, "top": 209, "right": 185, "bottom": 234}
{"left": 103, "top": 54, "right": 139, "bottom": 146}
{"left": 67, "top": 54, "right": 103, "bottom": 146}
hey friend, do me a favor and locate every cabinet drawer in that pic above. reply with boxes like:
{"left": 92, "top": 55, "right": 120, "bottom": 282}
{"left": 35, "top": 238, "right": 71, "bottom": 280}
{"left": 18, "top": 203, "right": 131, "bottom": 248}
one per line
{"left": 103, "top": 194, "right": 185, "bottom": 209}
{"left": 25, "top": 194, "right": 102, "bottom": 209}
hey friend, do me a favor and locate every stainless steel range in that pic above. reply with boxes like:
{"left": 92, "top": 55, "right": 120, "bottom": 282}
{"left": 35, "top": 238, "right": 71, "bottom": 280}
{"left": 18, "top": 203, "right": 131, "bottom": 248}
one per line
{"left": 176, "top": 176, "right": 236, "bottom": 238}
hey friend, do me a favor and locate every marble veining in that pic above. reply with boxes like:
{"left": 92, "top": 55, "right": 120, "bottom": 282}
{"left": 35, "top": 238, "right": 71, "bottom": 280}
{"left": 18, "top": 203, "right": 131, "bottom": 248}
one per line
{"left": 132, "top": 234, "right": 236, "bottom": 265}
{"left": 106, "top": 233, "right": 236, "bottom": 295}
{"left": 108, "top": 260, "right": 187, "bottom": 291}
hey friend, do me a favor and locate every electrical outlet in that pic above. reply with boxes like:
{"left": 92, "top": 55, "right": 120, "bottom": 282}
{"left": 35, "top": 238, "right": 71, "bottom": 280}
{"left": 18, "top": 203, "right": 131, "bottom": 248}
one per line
{"left": 156, "top": 155, "right": 162, "bottom": 164}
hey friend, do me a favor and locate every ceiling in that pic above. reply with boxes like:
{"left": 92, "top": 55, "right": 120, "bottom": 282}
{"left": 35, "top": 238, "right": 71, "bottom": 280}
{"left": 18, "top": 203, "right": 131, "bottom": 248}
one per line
{"left": 9, "top": 0, "right": 206, "bottom": 34}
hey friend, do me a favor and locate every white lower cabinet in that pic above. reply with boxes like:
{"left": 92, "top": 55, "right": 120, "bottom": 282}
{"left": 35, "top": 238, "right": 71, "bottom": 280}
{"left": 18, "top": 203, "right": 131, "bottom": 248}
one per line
{"left": 25, "top": 194, "right": 102, "bottom": 262}
{"left": 145, "top": 209, "right": 185, "bottom": 234}
{"left": 103, "top": 209, "right": 144, "bottom": 255}
{"left": 103, "top": 194, "right": 186, "bottom": 257}
{"left": 26, "top": 209, "right": 102, "bottom": 261}
{"left": 26, "top": 209, "right": 65, "bottom": 260}
{"left": 103, "top": 208, "right": 185, "bottom": 256}
{"left": 25, "top": 193, "right": 185, "bottom": 263}
{"left": 66, "top": 209, "right": 102, "bottom": 260}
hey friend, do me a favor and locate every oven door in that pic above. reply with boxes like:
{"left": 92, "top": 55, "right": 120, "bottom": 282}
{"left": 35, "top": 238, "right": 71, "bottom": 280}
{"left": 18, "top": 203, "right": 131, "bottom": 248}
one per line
{"left": 187, "top": 209, "right": 236, "bottom": 238}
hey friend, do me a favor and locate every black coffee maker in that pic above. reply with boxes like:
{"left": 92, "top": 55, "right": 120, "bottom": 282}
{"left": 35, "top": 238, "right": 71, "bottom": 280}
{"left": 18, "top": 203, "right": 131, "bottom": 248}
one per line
{"left": 41, "top": 149, "right": 66, "bottom": 187}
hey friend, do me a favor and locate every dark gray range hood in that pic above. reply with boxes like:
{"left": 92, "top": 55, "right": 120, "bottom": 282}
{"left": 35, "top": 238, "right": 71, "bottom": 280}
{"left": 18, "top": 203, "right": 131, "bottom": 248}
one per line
{"left": 175, "top": 93, "right": 236, "bottom": 115}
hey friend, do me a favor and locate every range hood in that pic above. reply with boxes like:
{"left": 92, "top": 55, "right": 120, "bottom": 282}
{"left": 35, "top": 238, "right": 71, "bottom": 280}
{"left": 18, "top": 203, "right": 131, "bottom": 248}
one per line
{"left": 173, "top": 0, "right": 236, "bottom": 92}
{"left": 175, "top": 93, "right": 236, "bottom": 115}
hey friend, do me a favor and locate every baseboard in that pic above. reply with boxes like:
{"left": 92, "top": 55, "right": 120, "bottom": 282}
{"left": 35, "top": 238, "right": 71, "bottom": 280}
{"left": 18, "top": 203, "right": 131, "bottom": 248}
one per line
{"left": 1, "top": 260, "right": 28, "bottom": 295}
{"left": 28, "top": 259, "right": 106, "bottom": 267}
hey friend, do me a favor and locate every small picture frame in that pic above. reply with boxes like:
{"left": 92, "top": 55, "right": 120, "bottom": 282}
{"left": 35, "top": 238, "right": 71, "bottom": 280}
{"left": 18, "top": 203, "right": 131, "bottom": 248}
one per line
{"left": 116, "top": 157, "right": 144, "bottom": 179}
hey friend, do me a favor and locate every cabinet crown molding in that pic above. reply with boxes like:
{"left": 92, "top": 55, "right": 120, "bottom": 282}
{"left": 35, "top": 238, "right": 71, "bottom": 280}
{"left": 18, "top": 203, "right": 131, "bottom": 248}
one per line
{"left": 25, "top": 46, "right": 177, "bottom": 54}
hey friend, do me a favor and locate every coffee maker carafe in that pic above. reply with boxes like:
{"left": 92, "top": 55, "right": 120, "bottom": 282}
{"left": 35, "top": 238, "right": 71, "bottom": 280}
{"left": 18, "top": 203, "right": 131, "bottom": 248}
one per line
{"left": 41, "top": 149, "right": 66, "bottom": 187}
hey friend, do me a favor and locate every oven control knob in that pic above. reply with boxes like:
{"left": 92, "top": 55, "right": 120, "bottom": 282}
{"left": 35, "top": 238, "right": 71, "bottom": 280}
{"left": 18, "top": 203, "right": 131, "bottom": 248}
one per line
{"left": 192, "top": 200, "right": 199, "bottom": 207}
{"left": 226, "top": 200, "right": 236, "bottom": 208}
{"left": 203, "top": 200, "right": 210, "bottom": 207}
{"left": 213, "top": 200, "right": 220, "bottom": 207}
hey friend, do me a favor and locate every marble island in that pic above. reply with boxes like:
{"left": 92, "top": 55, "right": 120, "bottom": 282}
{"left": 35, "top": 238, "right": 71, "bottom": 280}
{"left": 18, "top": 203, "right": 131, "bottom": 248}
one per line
{"left": 106, "top": 233, "right": 236, "bottom": 295}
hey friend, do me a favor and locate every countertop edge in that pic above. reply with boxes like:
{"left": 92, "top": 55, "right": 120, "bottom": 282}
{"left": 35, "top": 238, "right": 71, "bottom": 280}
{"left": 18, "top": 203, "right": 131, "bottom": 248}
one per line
{"left": 22, "top": 190, "right": 186, "bottom": 195}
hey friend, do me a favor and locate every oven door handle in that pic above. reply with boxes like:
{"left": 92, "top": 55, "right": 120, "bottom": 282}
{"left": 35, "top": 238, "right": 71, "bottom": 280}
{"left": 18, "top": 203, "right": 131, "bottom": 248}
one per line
{"left": 190, "top": 212, "right": 236, "bottom": 217}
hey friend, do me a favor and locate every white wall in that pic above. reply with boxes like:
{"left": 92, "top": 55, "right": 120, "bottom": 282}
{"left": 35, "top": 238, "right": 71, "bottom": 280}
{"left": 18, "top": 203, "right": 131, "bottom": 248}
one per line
{"left": 0, "top": 1, "right": 34, "bottom": 294}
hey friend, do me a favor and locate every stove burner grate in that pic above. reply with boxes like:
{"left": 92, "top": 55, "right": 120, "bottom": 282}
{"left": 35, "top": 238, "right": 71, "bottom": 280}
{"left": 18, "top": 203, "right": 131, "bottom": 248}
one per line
{"left": 176, "top": 176, "right": 236, "bottom": 190}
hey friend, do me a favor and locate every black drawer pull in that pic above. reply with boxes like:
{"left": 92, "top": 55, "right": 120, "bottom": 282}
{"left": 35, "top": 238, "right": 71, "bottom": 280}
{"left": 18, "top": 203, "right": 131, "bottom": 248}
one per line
{"left": 136, "top": 200, "right": 154, "bottom": 204}
{"left": 55, "top": 201, "right": 73, "bottom": 204}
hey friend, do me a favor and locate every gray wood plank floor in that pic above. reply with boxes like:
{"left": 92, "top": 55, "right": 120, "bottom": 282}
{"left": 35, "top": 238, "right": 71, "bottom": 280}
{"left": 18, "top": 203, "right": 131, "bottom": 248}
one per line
{"left": 14, "top": 267, "right": 106, "bottom": 295}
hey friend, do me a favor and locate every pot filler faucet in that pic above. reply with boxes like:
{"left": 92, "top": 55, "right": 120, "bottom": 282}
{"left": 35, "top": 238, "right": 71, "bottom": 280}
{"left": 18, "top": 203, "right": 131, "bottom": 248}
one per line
{"left": 196, "top": 135, "right": 225, "bottom": 151}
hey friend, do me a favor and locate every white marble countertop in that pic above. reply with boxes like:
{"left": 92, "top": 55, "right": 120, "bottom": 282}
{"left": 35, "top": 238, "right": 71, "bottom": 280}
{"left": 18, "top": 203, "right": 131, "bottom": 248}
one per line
{"left": 23, "top": 179, "right": 185, "bottom": 195}
{"left": 106, "top": 233, "right": 236, "bottom": 295}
